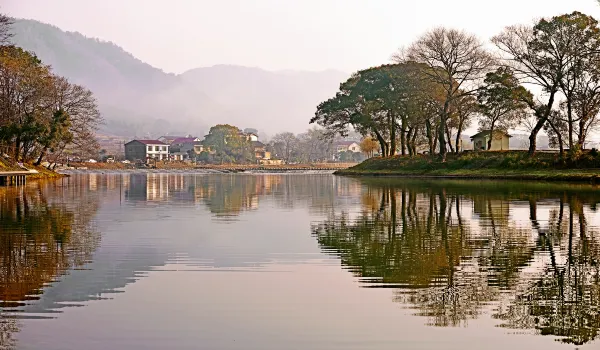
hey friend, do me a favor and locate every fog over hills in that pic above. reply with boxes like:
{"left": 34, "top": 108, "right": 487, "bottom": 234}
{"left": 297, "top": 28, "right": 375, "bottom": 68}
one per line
{"left": 11, "top": 19, "right": 348, "bottom": 138}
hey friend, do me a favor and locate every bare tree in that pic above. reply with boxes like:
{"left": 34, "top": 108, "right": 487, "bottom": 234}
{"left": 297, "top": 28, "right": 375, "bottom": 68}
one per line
{"left": 42, "top": 77, "right": 103, "bottom": 164}
{"left": 271, "top": 132, "right": 298, "bottom": 163}
{"left": 397, "top": 28, "right": 494, "bottom": 161}
{"left": 0, "top": 12, "right": 12, "bottom": 45}
{"left": 492, "top": 12, "right": 600, "bottom": 154}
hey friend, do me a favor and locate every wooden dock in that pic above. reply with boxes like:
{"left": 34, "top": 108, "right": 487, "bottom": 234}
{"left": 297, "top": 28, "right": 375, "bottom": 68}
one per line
{"left": 0, "top": 170, "right": 34, "bottom": 186}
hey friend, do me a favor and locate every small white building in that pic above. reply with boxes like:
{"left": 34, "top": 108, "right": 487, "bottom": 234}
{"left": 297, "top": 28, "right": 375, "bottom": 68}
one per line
{"left": 335, "top": 141, "right": 361, "bottom": 153}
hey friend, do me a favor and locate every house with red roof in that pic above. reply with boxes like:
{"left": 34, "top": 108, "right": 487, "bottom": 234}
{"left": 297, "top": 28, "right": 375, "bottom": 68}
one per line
{"left": 124, "top": 140, "right": 170, "bottom": 162}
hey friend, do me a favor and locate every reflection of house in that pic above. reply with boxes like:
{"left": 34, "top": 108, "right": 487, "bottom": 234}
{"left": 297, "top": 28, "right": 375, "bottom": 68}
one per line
{"left": 470, "top": 130, "right": 511, "bottom": 151}
{"left": 124, "top": 140, "right": 170, "bottom": 162}
{"left": 335, "top": 141, "right": 361, "bottom": 153}
{"left": 146, "top": 174, "right": 169, "bottom": 201}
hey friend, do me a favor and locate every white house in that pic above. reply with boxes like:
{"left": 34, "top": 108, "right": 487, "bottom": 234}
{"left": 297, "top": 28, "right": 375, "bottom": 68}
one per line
{"left": 335, "top": 141, "right": 361, "bottom": 153}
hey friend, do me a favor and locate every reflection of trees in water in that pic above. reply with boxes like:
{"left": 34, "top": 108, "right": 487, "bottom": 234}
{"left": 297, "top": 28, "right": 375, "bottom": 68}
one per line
{"left": 0, "top": 181, "right": 101, "bottom": 348}
{"left": 191, "top": 175, "right": 352, "bottom": 217}
{"left": 314, "top": 180, "right": 600, "bottom": 344}
{"left": 123, "top": 173, "right": 358, "bottom": 218}
{"left": 0, "top": 316, "right": 17, "bottom": 350}
{"left": 194, "top": 175, "right": 282, "bottom": 217}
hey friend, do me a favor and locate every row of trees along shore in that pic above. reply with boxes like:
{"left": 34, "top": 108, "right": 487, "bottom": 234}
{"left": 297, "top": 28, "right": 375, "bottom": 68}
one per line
{"left": 312, "top": 11, "right": 600, "bottom": 161}
{"left": 0, "top": 14, "right": 102, "bottom": 167}
{"left": 200, "top": 124, "right": 364, "bottom": 164}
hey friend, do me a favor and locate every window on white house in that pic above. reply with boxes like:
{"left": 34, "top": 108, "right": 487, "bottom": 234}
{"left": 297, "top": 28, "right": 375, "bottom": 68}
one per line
{"left": 155, "top": 146, "right": 159, "bottom": 151}
{"left": 162, "top": 146, "right": 167, "bottom": 151}
{"left": 147, "top": 146, "right": 152, "bottom": 151}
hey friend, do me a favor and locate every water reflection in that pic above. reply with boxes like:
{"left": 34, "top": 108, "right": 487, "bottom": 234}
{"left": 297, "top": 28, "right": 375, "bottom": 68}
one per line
{"left": 122, "top": 173, "right": 359, "bottom": 218}
{"left": 313, "top": 179, "right": 600, "bottom": 345}
{"left": 0, "top": 180, "right": 101, "bottom": 348}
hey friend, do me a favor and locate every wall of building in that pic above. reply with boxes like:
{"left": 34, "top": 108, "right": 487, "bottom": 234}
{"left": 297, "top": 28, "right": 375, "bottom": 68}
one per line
{"left": 125, "top": 142, "right": 147, "bottom": 161}
{"left": 473, "top": 135, "right": 510, "bottom": 151}
{"left": 146, "top": 144, "right": 169, "bottom": 160}
{"left": 490, "top": 136, "right": 509, "bottom": 151}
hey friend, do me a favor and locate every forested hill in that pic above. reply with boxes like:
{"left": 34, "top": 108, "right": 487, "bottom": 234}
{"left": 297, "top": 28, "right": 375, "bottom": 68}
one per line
{"left": 11, "top": 19, "right": 347, "bottom": 137}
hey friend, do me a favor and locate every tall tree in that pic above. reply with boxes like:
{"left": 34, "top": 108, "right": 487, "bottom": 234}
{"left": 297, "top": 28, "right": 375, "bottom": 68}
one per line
{"left": 400, "top": 28, "right": 494, "bottom": 161}
{"left": 0, "top": 46, "right": 52, "bottom": 160}
{"left": 203, "top": 124, "right": 253, "bottom": 164}
{"left": 493, "top": 12, "right": 600, "bottom": 154}
{"left": 271, "top": 132, "right": 298, "bottom": 163}
{"left": 477, "top": 67, "right": 531, "bottom": 150}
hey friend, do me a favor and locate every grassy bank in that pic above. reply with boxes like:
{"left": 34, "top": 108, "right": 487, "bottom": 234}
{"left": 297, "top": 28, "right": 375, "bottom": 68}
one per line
{"left": 0, "top": 157, "right": 66, "bottom": 181}
{"left": 336, "top": 151, "right": 600, "bottom": 182}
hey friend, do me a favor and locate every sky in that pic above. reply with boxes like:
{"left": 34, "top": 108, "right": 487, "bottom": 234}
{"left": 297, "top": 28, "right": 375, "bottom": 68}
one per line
{"left": 3, "top": 0, "right": 600, "bottom": 74}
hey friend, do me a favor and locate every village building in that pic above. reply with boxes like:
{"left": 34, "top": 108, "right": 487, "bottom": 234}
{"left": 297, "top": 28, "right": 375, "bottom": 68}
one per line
{"left": 252, "top": 141, "right": 271, "bottom": 161}
{"left": 168, "top": 137, "right": 202, "bottom": 161}
{"left": 470, "top": 130, "right": 511, "bottom": 151}
{"left": 335, "top": 141, "right": 361, "bottom": 153}
{"left": 171, "top": 137, "right": 201, "bottom": 152}
{"left": 124, "top": 140, "right": 169, "bottom": 162}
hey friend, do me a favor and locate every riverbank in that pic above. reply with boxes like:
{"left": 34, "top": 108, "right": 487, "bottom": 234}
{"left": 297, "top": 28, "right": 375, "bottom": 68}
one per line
{"left": 64, "top": 162, "right": 357, "bottom": 172}
{"left": 335, "top": 151, "right": 600, "bottom": 182}
{"left": 0, "top": 158, "right": 65, "bottom": 181}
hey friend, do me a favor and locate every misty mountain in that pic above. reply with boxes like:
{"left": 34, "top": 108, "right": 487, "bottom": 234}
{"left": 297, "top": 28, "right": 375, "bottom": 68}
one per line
{"left": 11, "top": 19, "right": 347, "bottom": 138}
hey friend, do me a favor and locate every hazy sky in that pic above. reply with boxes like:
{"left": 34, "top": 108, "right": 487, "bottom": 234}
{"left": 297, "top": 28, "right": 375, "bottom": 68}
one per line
{"left": 3, "top": 0, "right": 600, "bottom": 74}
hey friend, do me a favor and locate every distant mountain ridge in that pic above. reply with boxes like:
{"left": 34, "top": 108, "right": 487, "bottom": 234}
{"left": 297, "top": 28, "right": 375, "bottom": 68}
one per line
{"left": 11, "top": 19, "right": 348, "bottom": 138}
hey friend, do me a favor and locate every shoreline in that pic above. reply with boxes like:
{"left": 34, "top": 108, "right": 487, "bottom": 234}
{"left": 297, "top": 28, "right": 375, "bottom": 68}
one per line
{"left": 334, "top": 153, "right": 600, "bottom": 183}
{"left": 334, "top": 169, "right": 600, "bottom": 183}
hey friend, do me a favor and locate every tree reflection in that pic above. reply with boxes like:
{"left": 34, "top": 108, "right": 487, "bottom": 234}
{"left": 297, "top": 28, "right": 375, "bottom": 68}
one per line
{"left": 496, "top": 196, "right": 600, "bottom": 345}
{"left": 0, "top": 181, "right": 101, "bottom": 348}
{"left": 313, "top": 180, "right": 600, "bottom": 344}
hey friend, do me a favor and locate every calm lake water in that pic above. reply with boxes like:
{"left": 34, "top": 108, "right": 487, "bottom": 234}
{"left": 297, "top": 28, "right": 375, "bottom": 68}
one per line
{"left": 0, "top": 174, "right": 599, "bottom": 349}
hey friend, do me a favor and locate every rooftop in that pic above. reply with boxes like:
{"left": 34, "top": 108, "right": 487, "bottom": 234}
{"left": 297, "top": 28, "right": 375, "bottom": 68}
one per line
{"left": 336, "top": 140, "right": 359, "bottom": 146}
{"left": 126, "top": 139, "right": 168, "bottom": 145}
{"left": 171, "top": 137, "right": 199, "bottom": 144}
{"left": 470, "top": 130, "right": 512, "bottom": 139}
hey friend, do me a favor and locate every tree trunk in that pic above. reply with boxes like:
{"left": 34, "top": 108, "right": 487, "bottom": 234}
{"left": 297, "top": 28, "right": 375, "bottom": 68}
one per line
{"left": 439, "top": 94, "right": 451, "bottom": 161}
{"left": 14, "top": 136, "right": 21, "bottom": 161}
{"left": 487, "top": 122, "right": 495, "bottom": 151}
{"left": 389, "top": 112, "right": 396, "bottom": 156}
{"left": 411, "top": 127, "right": 419, "bottom": 156}
{"left": 405, "top": 128, "right": 413, "bottom": 156}
{"left": 400, "top": 115, "right": 407, "bottom": 156}
{"left": 35, "top": 148, "right": 47, "bottom": 166}
{"left": 438, "top": 113, "right": 448, "bottom": 161}
{"left": 529, "top": 88, "right": 558, "bottom": 155}
{"left": 426, "top": 120, "right": 434, "bottom": 155}
{"left": 445, "top": 125, "right": 454, "bottom": 153}
{"left": 455, "top": 120, "right": 463, "bottom": 154}
{"left": 548, "top": 120, "right": 564, "bottom": 156}
{"left": 567, "top": 99, "right": 574, "bottom": 150}
{"left": 373, "top": 129, "right": 387, "bottom": 157}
